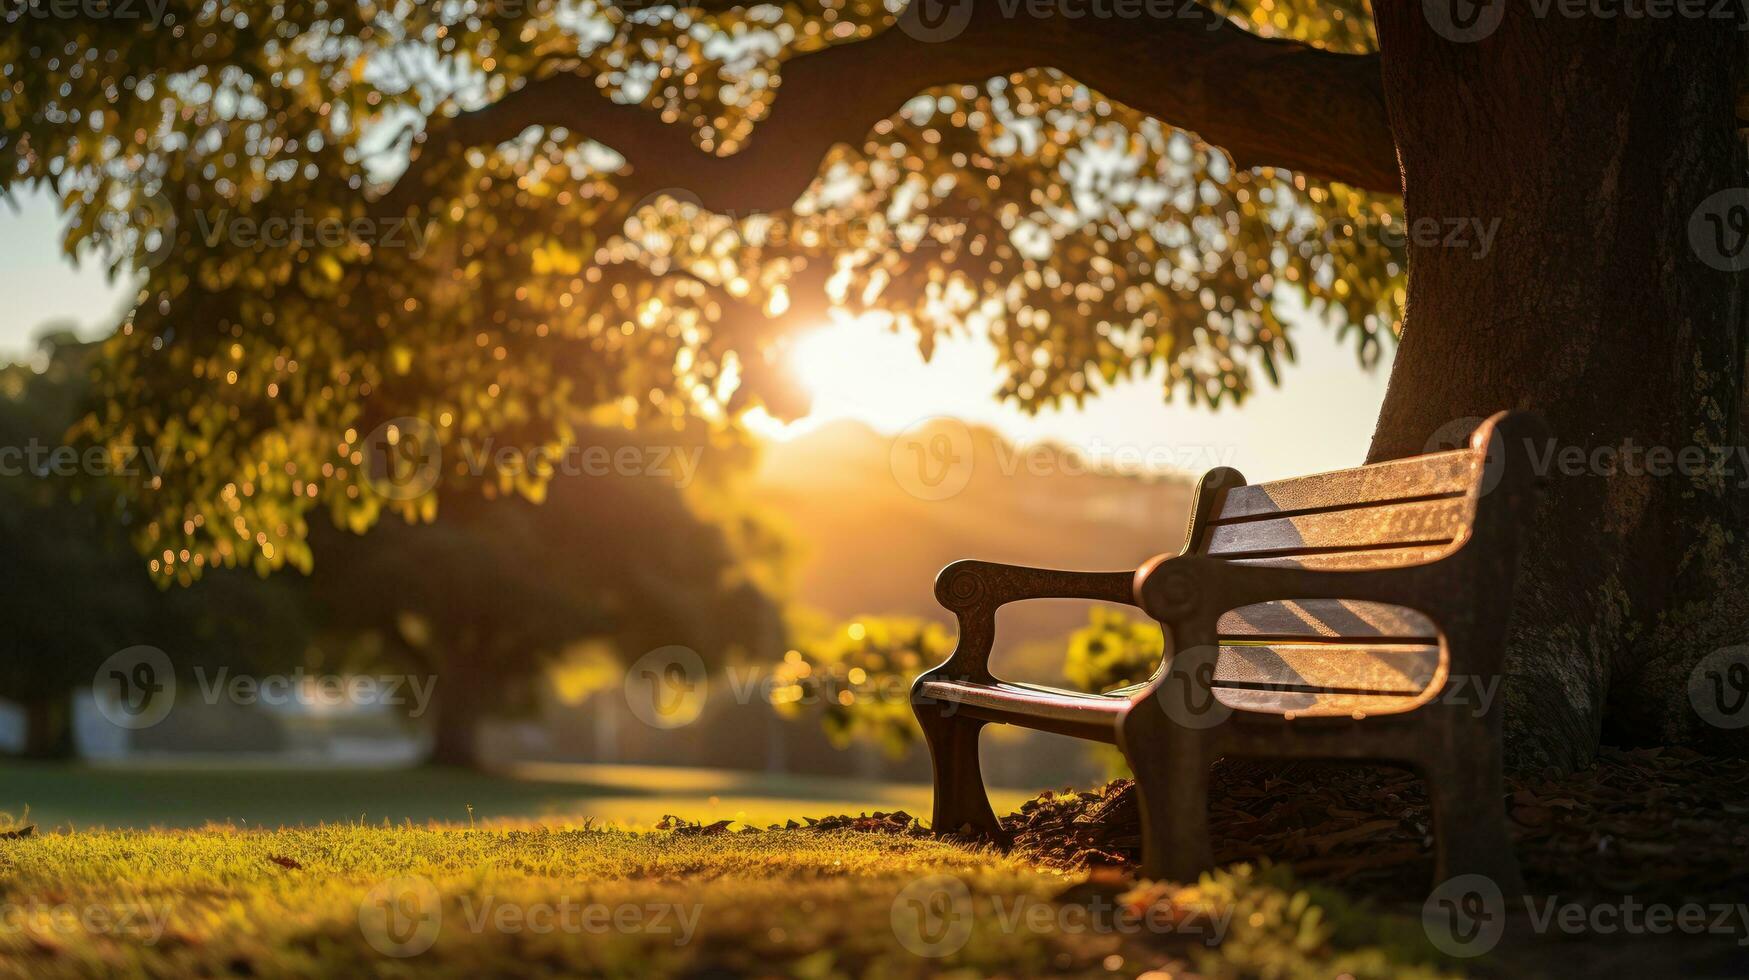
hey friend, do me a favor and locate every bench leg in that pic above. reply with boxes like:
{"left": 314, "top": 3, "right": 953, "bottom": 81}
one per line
{"left": 1424, "top": 735, "right": 1524, "bottom": 896}
{"left": 1122, "top": 709, "right": 1214, "bottom": 882}
{"left": 916, "top": 707, "right": 1007, "bottom": 843}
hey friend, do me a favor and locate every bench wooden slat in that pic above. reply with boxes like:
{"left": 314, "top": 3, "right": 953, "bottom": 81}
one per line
{"left": 1203, "top": 497, "right": 1471, "bottom": 557}
{"left": 1216, "top": 599, "right": 1437, "bottom": 641}
{"left": 1213, "top": 642, "right": 1440, "bottom": 694}
{"left": 1216, "top": 451, "right": 1478, "bottom": 522}
{"left": 1224, "top": 544, "right": 1455, "bottom": 571}
{"left": 915, "top": 679, "right": 1125, "bottom": 741}
{"left": 1213, "top": 687, "right": 1428, "bottom": 718}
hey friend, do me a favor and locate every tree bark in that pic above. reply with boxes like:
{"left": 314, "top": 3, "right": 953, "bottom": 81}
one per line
{"left": 1370, "top": 9, "right": 1749, "bottom": 769}
{"left": 20, "top": 694, "right": 74, "bottom": 760}
{"left": 428, "top": 654, "right": 490, "bottom": 770}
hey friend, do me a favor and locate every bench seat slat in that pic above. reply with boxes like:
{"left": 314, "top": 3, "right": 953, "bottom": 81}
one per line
{"left": 1216, "top": 599, "right": 1437, "bottom": 641}
{"left": 1213, "top": 642, "right": 1440, "bottom": 694}
{"left": 1213, "top": 687, "right": 1428, "bottom": 718}
{"left": 1216, "top": 451, "right": 1478, "bottom": 522}
{"left": 915, "top": 679, "right": 1126, "bottom": 741}
{"left": 1204, "top": 497, "right": 1471, "bottom": 558}
{"left": 1224, "top": 544, "right": 1454, "bottom": 571}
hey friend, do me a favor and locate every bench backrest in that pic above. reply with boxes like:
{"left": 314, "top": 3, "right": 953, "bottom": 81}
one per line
{"left": 1173, "top": 411, "right": 1542, "bottom": 718}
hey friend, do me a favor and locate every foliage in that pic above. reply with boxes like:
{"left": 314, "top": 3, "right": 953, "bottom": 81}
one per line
{"left": 0, "top": 335, "right": 782, "bottom": 760}
{"left": 776, "top": 614, "right": 952, "bottom": 755}
{"left": 0, "top": 335, "right": 309, "bottom": 718}
{"left": 2, "top": 0, "right": 1404, "bottom": 581}
{"left": 1063, "top": 606, "right": 1165, "bottom": 694}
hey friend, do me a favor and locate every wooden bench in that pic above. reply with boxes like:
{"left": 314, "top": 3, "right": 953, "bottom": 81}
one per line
{"left": 910, "top": 411, "right": 1545, "bottom": 891}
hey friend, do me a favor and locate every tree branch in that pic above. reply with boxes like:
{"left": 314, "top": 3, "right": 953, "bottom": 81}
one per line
{"left": 379, "top": 2, "right": 1398, "bottom": 218}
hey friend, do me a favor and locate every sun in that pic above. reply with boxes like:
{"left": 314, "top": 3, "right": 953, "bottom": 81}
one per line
{"left": 750, "top": 314, "right": 1001, "bottom": 441}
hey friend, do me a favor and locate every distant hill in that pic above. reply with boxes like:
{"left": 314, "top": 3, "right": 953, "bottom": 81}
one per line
{"left": 751, "top": 418, "right": 1196, "bottom": 685}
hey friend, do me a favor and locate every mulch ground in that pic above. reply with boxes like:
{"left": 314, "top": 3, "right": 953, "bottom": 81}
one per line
{"left": 1000, "top": 746, "right": 1749, "bottom": 905}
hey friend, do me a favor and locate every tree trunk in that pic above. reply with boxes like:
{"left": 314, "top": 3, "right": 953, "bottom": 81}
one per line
{"left": 428, "top": 654, "right": 490, "bottom": 769}
{"left": 21, "top": 694, "right": 74, "bottom": 760}
{"left": 1371, "top": 9, "right": 1748, "bottom": 769}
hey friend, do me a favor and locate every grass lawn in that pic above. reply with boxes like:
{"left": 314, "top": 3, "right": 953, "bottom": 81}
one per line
{"left": 0, "top": 822, "right": 1453, "bottom": 979}
{"left": 0, "top": 763, "right": 1459, "bottom": 978}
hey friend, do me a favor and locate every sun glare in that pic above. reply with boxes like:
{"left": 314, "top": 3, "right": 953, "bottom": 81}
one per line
{"left": 751, "top": 314, "right": 1002, "bottom": 441}
{"left": 751, "top": 306, "right": 1394, "bottom": 484}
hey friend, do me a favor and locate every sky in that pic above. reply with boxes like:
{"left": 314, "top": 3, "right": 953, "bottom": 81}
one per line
{"left": 0, "top": 185, "right": 1395, "bottom": 483}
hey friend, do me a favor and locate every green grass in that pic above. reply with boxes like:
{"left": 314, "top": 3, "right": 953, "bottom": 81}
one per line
{"left": 0, "top": 765, "right": 1460, "bottom": 978}
{"left": 0, "top": 823, "right": 1458, "bottom": 979}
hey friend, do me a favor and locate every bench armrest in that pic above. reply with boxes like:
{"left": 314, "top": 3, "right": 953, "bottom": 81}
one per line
{"left": 919, "top": 560, "right": 1137, "bottom": 686}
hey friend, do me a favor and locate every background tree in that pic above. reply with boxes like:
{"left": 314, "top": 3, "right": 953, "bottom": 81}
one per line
{"left": 294, "top": 427, "right": 784, "bottom": 768}
{"left": 0, "top": 334, "right": 308, "bottom": 757}
{"left": 5, "top": 0, "right": 1743, "bottom": 768}
{"left": 0, "top": 337, "right": 781, "bottom": 765}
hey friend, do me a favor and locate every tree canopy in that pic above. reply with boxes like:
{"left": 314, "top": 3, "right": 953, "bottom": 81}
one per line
{"left": 2, "top": 0, "right": 1403, "bottom": 583}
